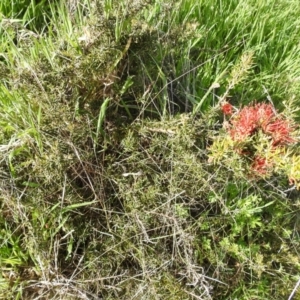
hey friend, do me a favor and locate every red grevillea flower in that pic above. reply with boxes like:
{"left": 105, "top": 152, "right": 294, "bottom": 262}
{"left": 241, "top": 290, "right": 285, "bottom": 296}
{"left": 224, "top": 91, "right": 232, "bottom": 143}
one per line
{"left": 217, "top": 101, "right": 298, "bottom": 181}
{"left": 225, "top": 102, "right": 295, "bottom": 145}
{"left": 255, "top": 103, "right": 275, "bottom": 128}
{"left": 229, "top": 105, "right": 258, "bottom": 140}
{"left": 251, "top": 156, "right": 269, "bottom": 175}
{"left": 221, "top": 102, "right": 233, "bottom": 115}
{"left": 264, "top": 118, "right": 295, "bottom": 146}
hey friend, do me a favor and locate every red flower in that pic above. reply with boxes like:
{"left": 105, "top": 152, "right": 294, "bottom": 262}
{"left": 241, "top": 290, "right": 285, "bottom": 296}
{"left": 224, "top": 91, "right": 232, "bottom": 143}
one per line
{"left": 264, "top": 118, "right": 295, "bottom": 146}
{"left": 218, "top": 101, "right": 298, "bottom": 180}
{"left": 221, "top": 102, "right": 233, "bottom": 115}
{"left": 229, "top": 105, "right": 258, "bottom": 140}
{"left": 251, "top": 156, "right": 269, "bottom": 175}
{"left": 255, "top": 103, "right": 275, "bottom": 128}
{"left": 226, "top": 102, "right": 295, "bottom": 146}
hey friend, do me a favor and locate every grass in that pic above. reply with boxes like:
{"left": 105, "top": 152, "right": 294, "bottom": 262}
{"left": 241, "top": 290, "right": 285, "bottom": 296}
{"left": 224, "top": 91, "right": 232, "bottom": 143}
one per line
{"left": 0, "top": 0, "right": 300, "bottom": 299}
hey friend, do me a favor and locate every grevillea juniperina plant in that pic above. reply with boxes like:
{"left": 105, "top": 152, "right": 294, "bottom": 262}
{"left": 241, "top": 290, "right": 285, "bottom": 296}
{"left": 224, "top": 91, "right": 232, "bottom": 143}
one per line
{"left": 209, "top": 101, "right": 300, "bottom": 188}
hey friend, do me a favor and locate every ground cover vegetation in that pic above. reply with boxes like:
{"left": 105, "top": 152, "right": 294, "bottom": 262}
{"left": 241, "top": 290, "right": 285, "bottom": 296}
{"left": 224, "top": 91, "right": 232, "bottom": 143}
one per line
{"left": 1, "top": 0, "right": 300, "bottom": 299}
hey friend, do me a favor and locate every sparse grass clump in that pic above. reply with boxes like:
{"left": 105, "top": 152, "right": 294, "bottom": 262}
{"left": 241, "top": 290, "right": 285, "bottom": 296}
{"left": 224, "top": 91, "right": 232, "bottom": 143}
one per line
{"left": 1, "top": 0, "right": 300, "bottom": 299}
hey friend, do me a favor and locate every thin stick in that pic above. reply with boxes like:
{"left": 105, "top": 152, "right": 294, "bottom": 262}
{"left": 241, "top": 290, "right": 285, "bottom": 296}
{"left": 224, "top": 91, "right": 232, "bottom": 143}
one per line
{"left": 288, "top": 277, "right": 300, "bottom": 300}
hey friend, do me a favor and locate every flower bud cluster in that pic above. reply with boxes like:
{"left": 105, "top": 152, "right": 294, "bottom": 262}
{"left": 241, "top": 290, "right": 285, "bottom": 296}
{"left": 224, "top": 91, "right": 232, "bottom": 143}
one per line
{"left": 211, "top": 101, "right": 299, "bottom": 186}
